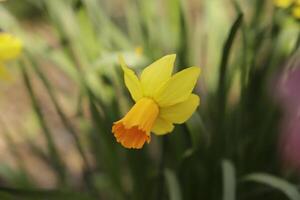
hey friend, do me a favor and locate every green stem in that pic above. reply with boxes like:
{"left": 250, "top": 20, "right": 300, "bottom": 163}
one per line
{"left": 217, "top": 13, "right": 243, "bottom": 117}
{"left": 21, "top": 61, "right": 66, "bottom": 185}
{"left": 26, "top": 52, "right": 91, "bottom": 174}
{"left": 0, "top": 118, "right": 28, "bottom": 176}
{"left": 157, "top": 137, "right": 167, "bottom": 200}
{"left": 215, "top": 13, "right": 243, "bottom": 159}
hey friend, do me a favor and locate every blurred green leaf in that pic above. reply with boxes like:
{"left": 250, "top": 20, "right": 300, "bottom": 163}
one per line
{"left": 243, "top": 173, "right": 300, "bottom": 200}
{"left": 82, "top": 0, "right": 131, "bottom": 49}
{"left": 27, "top": 52, "right": 91, "bottom": 174}
{"left": 0, "top": 165, "right": 32, "bottom": 188}
{"left": 125, "top": 1, "right": 144, "bottom": 45}
{"left": 217, "top": 12, "right": 243, "bottom": 117}
{"left": 76, "top": 8, "right": 101, "bottom": 61}
{"left": 222, "top": 160, "right": 236, "bottom": 200}
{"left": 164, "top": 169, "right": 182, "bottom": 200}
{"left": 0, "top": 192, "right": 14, "bottom": 200}
{"left": 0, "top": 187, "right": 93, "bottom": 200}
{"left": 88, "top": 91, "right": 123, "bottom": 198}
{"left": 21, "top": 61, "right": 66, "bottom": 185}
{"left": 48, "top": 50, "right": 80, "bottom": 83}
{"left": 185, "top": 112, "right": 207, "bottom": 150}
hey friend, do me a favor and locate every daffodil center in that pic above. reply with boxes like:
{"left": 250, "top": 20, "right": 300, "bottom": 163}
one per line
{"left": 112, "top": 98, "right": 159, "bottom": 149}
{"left": 122, "top": 98, "right": 159, "bottom": 133}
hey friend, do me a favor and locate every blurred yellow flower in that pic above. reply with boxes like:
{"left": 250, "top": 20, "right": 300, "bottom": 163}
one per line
{"left": 0, "top": 32, "right": 22, "bottom": 80}
{"left": 134, "top": 46, "right": 143, "bottom": 57}
{"left": 112, "top": 54, "right": 201, "bottom": 149}
{"left": 274, "top": 0, "right": 300, "bottom": 19}
{"left": 274, "top": 0, "right": 293, "bottom": 8}
{"left": 292, "top": 2, "right": 300, "bottom": 19}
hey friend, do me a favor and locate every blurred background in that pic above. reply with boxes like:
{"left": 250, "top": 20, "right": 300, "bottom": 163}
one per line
{"left": 0, "top": 0, "right": 299, "bottom": 199}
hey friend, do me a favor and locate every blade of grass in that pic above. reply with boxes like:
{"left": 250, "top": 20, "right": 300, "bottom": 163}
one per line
{"left": 243, "top": 173, "right": 300, "bottom": 200}
{"left": 20, "top": 60, "right": 66, "bottom": 185}
{"left": 222, "top": 159, "right": 236, "bottom": 200}
{"left": 26, "top": 52, "right": 91, "bottom": 174}
{"left": 28, "top": 52, "right": 102, "bottom": 197}
{"left": 185, "top": 111, "right": 208, "bottom": 150}
{"left": 25, "top": 136, "right": 52, "bottom": 167}
{"left": 26, "top": 53, "right": 101, "bottom": 196}
{"left": 177, "top": 0, "right": 189, "bottom": 68}
{"left": 164, "top": 169, "right": 182, "bottom": 200}
{"left": 217, "top": 13, "right": 243, "bottom": 118}
{"left": 82, "top": 0, "right": 131, "bottom": 49}
{"left": 125, "top": 1, "right": 144, "bottom": 45}
{"left": 165, "top": 0, "right": 181, "bottom": 51}
{"left": 0, "top": 118, "right": 28, "bottom": 176}
{"left": 0, "top": 187, "right": 93, "bottom": 200}
{"left": 214, "top": 13, "right": 243, "bottom": 159}
{"left": 157, "top": 137, "right": 167, "bottom": 200}
{"left": 87, "top": 90, "right": 123, "bottom": 197}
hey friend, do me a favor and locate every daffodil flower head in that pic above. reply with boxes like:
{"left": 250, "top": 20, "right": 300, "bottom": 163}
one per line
{"left": 0, "top": 32, "right": 22, "bottom": 80}
{"left": 274, "top": 0, "right": 293, "bottom": 8}
{"left": 292, "top": 1, "right": 300, "bottom": 19}
{"left": 112, "top": 54, "right": 201, "bottom": 149}
{"left": 134, "top": 46, "right": 143, "bottom": 57}
{"left": 0, "top": 32, "right": 22, "bottom": 62}
{"left": 273, "top": 0, "right": 300, "bottom": 19}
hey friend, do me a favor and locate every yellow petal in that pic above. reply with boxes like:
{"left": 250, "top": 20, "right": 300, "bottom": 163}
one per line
{"left": 119, "top": 56, "right": 143, "bottom": 102}
{"left": 0, "top": 33, "right": 22, "bottom": 61}
{"left": 154, "top": 66, "right": 200, "bottom": 107}
{"left": 141, "top": 54, "right": 176, "bottom": 97}
{"left": 159, "top": 94, "right": 200, "bottom": 124}
{"left": 152, "top": 117, "right": 174, "bottom": 135}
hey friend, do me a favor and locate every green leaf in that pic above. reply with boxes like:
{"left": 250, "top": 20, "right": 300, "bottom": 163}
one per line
{"left": 164, "top": 169, "right": 182, "bottom": 200}
{"left": 87, "top": 91, "right": 123, "bottom": 197}
{"left": 217, "top": 12, "right": 243, "bottom": 120}
{"left": 21, "top": 62, "right": 66, "bottom": 184}
{"left": 243, "top": 173, "right": 300, "bottom": 200}
{"left": 27, "top": 53, "right": 91, "bottom": 174}
{"left": 185, "top": 112, "right": 207, "bottom": 150}
{"left": 222, "top": 160, "right": 236, "bottom": 200}
{"left": 0, "top": 187, "right": 93, "bottom": 200}
{"left": 0, "top": 192, "right": 14, "bottom": 200}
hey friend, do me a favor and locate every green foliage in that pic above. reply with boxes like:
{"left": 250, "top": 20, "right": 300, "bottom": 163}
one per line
{"left": 0, "top": 0, "right": 299, "bottom": 199}
{"left": 243, "top": 173, "right": 300, "bottom": 200}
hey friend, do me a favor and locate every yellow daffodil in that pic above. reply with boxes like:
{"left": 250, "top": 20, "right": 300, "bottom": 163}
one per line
{"left": 274, "top": 0, "right": 300, "bottom": 19}
{"left": 292, "top": 1, "right": 300, "bottom": 19}
{"left": 112, "top": 54, "right": 201, "bottom": 149}
{"left": 134, "top": 46, "right": 143, "bottom": 57}
{"left": 0, "top": 32, "right": 22, "bottom": 80}
{"left": 274, "top": 0, "right": 293, "bottom": 8}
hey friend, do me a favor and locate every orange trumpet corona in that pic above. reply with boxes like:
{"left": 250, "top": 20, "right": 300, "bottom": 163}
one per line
{"left": 112, "top": 98, "right": 159, "bottom": 149}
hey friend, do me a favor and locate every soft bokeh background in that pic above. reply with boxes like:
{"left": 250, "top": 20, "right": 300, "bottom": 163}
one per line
{"left": 0, "top": 0, "right": 299, "bottom": 199}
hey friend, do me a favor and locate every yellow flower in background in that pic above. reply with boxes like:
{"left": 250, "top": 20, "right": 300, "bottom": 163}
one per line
{"left": 274, "top": 0, "right": 300, "bottom": 19}
{"left": 0, "top": 32, "right": 22, "bottom": 80}
{"left": 112, "top": 54, "right": 201, "bottom": 149}
{"left": 292, "top": 1, "right": 300, "bottom": 19}
{"left": 274, "top": 0, "right": 293, "bottom": 8}
{"left": 0, "top": 32, "right": 22, "bottom": 61}
{"left": 134, "top": 46, "right": 143, "bottom": 57}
